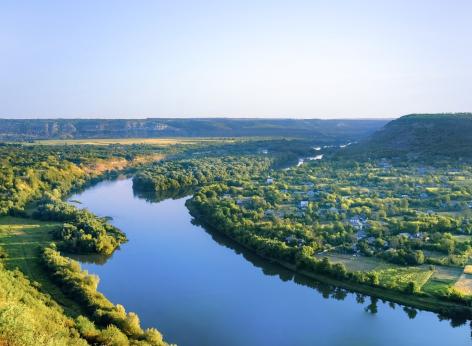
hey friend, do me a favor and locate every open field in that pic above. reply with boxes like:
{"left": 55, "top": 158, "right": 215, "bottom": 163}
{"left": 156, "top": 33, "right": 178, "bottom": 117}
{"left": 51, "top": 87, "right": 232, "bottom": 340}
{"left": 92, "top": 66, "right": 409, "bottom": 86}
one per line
{"left": 314, "top": 252, "right": 467, "bottom": 295}
{"left": 422, "top": 265, "right": 462, "bottom": 295}
{"left": 454, "top": 274, "right": 472, "bottom": 295}
{"left": 0, "top": 216, "right": 84, "bottom": 316}
{"left": 377, "top": 267, "right": 433, "bottom": 290}
{"left": 28, "top": 137, "right": 244, "bottom": 146}
{"left": 315, "top": 252, "right": 395, "bottom": 271}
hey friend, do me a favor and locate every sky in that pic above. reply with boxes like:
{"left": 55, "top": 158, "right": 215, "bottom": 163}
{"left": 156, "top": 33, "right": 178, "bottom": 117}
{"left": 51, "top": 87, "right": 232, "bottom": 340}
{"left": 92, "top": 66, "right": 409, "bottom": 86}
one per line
{"left": 1, "top": 0, "right": 471, "bottom": 119}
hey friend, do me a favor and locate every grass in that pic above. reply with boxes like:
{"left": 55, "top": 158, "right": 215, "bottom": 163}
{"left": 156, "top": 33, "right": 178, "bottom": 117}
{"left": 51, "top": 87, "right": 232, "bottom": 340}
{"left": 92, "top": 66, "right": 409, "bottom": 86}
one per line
{"left": 376, "top": 267, "right": 433, "bottom": 290}
{"left": 422, "top": 265, "right": 462, "bottom": 295}
{"left": 315, "top": 252, "right": 395, "bottom": 271}
{"left": 0, "top": 216, "right": 85, "bottom": 317}
{"left": 319, "top": 253, "right": 466, "bottom": 297}
{"left": 453, "top": 275, "right": 472, "bottom": 295}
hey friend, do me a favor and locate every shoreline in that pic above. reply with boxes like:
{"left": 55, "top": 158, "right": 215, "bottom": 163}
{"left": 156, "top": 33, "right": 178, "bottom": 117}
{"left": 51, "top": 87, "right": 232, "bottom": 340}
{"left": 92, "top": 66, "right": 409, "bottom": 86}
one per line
{"left": 186, "top": 202, "right": 472, "bottom": 319}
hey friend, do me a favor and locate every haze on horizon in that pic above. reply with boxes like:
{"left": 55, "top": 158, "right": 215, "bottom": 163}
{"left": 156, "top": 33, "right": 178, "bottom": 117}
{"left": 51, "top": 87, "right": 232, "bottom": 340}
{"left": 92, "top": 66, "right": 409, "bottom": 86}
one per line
{"left": 1, "top": 0, "right": 471, "bottom": 119}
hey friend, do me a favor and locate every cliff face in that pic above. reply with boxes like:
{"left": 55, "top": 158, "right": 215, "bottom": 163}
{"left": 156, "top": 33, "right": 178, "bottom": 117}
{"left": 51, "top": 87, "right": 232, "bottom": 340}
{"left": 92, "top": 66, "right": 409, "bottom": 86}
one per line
{"left": 0, "top": 118, "right": 388, "bottom": 141}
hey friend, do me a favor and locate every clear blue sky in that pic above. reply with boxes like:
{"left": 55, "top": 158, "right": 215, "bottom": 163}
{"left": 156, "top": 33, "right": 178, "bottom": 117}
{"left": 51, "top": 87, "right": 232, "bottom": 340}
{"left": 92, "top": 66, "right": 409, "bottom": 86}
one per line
{"left": 1, "top": 0, "right": 471, "bottom": 118}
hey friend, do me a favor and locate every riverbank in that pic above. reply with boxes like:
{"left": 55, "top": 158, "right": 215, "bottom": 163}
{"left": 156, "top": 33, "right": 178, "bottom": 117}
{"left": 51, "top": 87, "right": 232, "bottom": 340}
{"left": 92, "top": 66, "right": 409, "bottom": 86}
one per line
{"left": 186, "top": 202, "right": 472, "bottom": 319}
{"left": 64, "top": 178, "right": 472, "bottom": 345}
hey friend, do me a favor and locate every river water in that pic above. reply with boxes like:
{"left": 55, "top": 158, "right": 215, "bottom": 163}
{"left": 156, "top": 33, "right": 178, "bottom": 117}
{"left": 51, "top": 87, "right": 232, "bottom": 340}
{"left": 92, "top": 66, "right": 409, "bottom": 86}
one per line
{"left": 69, "top": 178, "right": 471, "bottom": 346}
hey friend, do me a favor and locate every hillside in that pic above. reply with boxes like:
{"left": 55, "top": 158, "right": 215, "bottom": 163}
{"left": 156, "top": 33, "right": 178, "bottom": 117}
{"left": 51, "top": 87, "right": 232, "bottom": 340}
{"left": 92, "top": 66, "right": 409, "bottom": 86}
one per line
{"left": 344, "top": 113, "right": 472, "bottom": 161}
{"left": 0, "top": 118, "right": 388, "bottom": 142}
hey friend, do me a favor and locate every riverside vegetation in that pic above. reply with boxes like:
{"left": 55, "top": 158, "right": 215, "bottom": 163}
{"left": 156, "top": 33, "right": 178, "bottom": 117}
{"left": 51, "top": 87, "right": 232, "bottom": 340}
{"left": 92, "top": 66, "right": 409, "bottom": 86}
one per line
{"left": 2, "top": 113, "right": 472, "bottom": 344}
{"left": 135, "top": 114, "right": 472, "bottom": 316}
{"left": 0, "top": 137, "right": 316, "bottom": 345}
{"left": 0, "top": 143, "right": 175, "bottom": 345}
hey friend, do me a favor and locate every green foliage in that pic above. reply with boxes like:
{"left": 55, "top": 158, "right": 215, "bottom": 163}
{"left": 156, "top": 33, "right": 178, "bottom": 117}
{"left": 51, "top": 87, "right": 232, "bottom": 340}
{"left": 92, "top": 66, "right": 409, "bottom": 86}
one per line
{"left": 34, "top": 199, "right": 126, "bottom": 255}
{"left": 345, "top": 113, "right": 472, "bottom": 161}
{"left": 41, "top": 245, "right": 167, "bottom": 345}
{"left": 133, "top": 156, "right": 272, "bottom": 193}
{"left": 0, "top": 263, "right": 88, "bottom": 346}
{"left": 187, "top": 156, "right": 472, "bottom": 306}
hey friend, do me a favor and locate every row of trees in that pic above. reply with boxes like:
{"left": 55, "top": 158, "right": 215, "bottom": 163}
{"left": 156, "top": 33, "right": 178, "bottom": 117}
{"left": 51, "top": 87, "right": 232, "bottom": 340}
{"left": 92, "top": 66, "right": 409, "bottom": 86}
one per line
{"left": 42, "top": 244, "right": 166, "bottom": 345}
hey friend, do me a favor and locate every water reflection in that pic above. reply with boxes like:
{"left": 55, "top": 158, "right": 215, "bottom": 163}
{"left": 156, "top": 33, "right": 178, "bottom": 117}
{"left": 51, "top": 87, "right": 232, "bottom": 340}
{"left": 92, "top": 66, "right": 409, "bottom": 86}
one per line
{"left": 133, "top": 186, "right": 194, "bottom": 203}
{"left": 190, "top": 215, "right": 472, "bottom": 330}
{"left": 68, "top": 178, "right": 472, "bottom": 345}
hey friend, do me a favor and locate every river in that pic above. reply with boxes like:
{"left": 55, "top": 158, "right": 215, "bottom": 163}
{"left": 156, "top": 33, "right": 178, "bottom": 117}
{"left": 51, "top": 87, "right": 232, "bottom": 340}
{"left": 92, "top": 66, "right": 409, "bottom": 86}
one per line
{"left": 69, "top": 178, "right": 471, "bottom": 346}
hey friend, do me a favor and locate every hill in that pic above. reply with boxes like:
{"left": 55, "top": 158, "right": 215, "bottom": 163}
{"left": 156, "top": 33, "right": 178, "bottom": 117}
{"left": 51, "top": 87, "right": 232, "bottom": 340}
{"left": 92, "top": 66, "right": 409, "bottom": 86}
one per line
{"left": 0, "top": 118, "right": 388, "bottom": 142}
{"left": 344, "top": 113, "right": 472, "bottom": 161}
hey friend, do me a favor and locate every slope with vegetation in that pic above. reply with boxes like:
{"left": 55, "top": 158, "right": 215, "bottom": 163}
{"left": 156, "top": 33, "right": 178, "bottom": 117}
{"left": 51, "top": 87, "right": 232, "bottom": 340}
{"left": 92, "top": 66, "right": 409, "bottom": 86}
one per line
{"left": 345, "top": 113, "right": 472, "bottom": 161}
{"left": 0, "top": 143, "right": 173, "bottom": 345}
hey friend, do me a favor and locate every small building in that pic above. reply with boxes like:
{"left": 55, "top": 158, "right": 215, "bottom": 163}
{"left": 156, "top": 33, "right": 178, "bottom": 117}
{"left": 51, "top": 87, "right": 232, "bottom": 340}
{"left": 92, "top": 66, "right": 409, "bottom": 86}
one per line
{"left": 419, "top": 192, "right": 429, "bottom": 199}
{"left": 266, "top": 178, "right": 274, "bottom": 184}
{"left": 285, "top": 235, "right": 305, "bottom": 247}
{"left": 300, "top": 201, "right": 309, "bottom": 208}
{"left": 356, "top": 230, "right": 367, "bottom": 240}
{"left": 264, "top": 209, "right": 275, "bottom": 217}
{"left": 328, "top": 207, "right": 339, "bottom": 214}
{"left": 349, "top": 216, "right": 365, "bottom": 230}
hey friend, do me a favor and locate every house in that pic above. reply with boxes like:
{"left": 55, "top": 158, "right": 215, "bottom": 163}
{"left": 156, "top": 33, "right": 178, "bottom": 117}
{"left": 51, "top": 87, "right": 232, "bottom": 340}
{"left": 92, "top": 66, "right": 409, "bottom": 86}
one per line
{"left": 356, "top": 230, "right": 367, "bottom": 240}
{"left": 300, "top": 201, "right": 309, "bottom": 209}
{"left": 261, "top": 149, "right": 268, "bottom": 154}
{"left": 276, "top": 211, "right": 285, "bottom": 218}
{"left": 349, "top": 216, "right": 365, "bottom": 230}
{"left": 266, "top": 178, "right": 274, "bottom": 184}
{"left": 366, "top": 237, "right": 376, "bottom": 245}
{"left": 264, "top": 209, "right": 275, "bottom": 217}
{"left": 419, "top": 192, "right": 429, "bottom": 199}
{"left": 284, "top": 235, "right": 305, "bottom": 247}
{"left": 328, "top": 207, "right": 339, "bottom": 214}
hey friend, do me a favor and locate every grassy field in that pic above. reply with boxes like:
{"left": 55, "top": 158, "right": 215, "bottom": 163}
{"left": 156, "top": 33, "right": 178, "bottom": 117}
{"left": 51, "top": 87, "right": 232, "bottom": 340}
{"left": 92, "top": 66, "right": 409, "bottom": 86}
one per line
{"left": 421, "top": 265, "right": 462, "bottom": 295}
{"left": 29, "top": 137, "right": 241, "bottom": 146}
{"left": 315, "top": 252, "right": 469, "bottom": 297}
{"left": 315, "top": 252, "right": 395, "bottom": 271}
{"left": 0, "top": 216, "right": 84, "bottom": 316}
{"left": 377, "top": 267, "right": 434, "bottom": 290}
